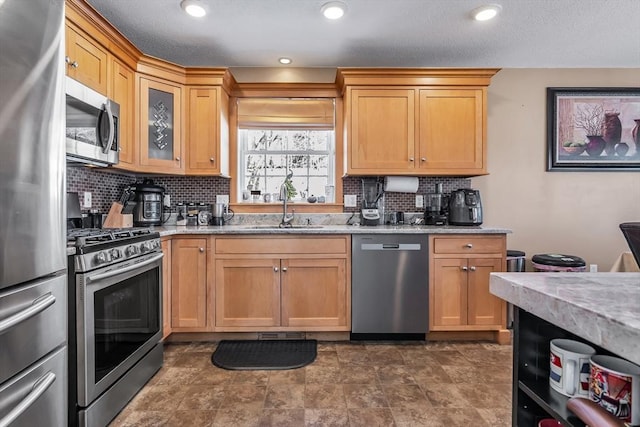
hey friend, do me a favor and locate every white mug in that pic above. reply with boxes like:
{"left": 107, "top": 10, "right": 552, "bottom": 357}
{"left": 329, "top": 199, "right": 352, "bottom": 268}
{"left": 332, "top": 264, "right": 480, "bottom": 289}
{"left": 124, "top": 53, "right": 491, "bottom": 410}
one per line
{"left": 590, "top": 355, "right": 640, "bottom": 426}
{"left": 549, "top": 339, "right": 596, "bottom": 397}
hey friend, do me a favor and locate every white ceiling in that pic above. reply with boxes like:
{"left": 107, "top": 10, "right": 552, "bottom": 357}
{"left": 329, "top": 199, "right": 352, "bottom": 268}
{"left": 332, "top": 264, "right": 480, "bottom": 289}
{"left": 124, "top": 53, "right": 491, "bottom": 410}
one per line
{"left": 86, "top": 0, "right": 640, "bottom": 74}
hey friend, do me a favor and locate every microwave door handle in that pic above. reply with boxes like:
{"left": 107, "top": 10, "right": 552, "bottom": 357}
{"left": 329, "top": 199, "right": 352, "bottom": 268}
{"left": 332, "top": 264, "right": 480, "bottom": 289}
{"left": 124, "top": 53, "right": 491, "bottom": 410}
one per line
{"left": 102, "top": 101, "right": 115, "bottom": 154}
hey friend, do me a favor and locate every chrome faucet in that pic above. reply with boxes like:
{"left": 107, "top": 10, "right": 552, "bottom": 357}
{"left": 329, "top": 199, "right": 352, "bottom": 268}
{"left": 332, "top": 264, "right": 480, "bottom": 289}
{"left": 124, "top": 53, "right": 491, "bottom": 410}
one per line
{"left": 279, "top": 170, "right": 295, "bottom": 227}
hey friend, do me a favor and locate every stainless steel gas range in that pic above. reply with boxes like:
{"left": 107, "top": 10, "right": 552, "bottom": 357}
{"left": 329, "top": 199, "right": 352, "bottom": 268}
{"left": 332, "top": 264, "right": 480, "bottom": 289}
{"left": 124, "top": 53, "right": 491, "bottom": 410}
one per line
{"left": 67, "top": 228, "right": 163, "bottom": 427}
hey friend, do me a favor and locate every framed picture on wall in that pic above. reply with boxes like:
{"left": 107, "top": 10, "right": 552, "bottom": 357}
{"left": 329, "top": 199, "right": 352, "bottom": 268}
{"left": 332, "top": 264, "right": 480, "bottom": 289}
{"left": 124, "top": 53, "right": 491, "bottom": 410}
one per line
{"left": 547, "top": 87, "right": 640, "bottom": 171}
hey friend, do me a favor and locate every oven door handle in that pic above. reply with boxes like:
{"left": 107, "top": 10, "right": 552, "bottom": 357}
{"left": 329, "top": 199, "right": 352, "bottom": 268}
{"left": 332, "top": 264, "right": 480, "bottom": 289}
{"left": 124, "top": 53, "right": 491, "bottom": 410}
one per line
{"left": 0, "top": 371, "right": 56, "bottom": 427}
{"left": 86, "top": 253, "right": 164, "bottom": 283}
{"left": 0, "top": 293, "right": 55, "bottom": 335}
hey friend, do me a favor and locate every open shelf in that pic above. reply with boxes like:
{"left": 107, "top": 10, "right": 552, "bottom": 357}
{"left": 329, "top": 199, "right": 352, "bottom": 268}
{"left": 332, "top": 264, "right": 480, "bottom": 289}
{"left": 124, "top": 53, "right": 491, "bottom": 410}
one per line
{"left": 519, "top": 380, "right": 585, "bottom": 427}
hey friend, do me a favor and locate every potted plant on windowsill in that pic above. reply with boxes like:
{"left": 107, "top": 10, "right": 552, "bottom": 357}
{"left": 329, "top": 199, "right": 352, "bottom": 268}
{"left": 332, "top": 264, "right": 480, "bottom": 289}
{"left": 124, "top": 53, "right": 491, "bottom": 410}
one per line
{"left": 574, "top": 104, "right": 606, "bottom": 156}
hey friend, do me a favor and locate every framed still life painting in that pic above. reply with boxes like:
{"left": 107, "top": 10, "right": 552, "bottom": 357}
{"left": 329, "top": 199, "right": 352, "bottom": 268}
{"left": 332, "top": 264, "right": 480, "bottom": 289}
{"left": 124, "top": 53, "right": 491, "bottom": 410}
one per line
{"left": 547, "top": 87, "right": 640, "bottom": 171}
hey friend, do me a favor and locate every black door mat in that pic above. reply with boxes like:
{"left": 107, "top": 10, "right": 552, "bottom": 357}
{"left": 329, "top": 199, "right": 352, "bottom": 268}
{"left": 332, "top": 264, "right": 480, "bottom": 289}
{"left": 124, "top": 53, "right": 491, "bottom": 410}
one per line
{"left": 211, "top": 339, "right": 317, "bottom": 370}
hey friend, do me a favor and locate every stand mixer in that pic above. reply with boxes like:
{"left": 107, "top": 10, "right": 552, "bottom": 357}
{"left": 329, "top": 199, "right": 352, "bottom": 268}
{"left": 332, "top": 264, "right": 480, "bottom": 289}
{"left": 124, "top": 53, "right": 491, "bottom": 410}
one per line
{"left": 360, "top": 178, "right": 384, "bottom": 226}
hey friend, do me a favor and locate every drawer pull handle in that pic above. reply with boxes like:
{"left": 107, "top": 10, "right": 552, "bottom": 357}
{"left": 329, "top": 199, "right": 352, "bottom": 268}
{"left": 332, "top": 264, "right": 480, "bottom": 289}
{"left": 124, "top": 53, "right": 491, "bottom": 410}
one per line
{"left": 465, "top": 243, "right": 473, "bottom": 249}
{"left": 0, "top": 371, "right": 56, "bottom": 426}
{"left": 274, "top": 267, "right": 279, "bottom": 272}
{"left": 0, "top": 293, "right": 55, "bottom": 335}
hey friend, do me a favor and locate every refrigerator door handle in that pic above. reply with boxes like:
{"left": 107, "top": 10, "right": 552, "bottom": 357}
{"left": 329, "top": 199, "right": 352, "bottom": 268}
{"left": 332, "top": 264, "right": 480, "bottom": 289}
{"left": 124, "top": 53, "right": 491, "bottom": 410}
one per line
{"left": 0, "top": 293, "right": 55, "bottom": 335}
{"left": 0, "top": 371, "right": 56, "bottom": 427}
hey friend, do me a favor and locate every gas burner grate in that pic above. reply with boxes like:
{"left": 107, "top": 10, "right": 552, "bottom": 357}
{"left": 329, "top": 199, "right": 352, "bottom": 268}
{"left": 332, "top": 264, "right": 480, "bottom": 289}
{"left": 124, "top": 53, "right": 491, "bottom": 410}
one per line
{"left": 68, "top": 227, "right": 156, "bottom": 248}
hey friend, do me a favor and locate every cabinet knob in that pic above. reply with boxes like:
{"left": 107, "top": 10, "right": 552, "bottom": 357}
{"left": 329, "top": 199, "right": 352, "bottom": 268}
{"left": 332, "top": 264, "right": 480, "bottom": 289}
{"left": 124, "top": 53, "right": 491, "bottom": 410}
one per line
{"left": 409, "top": 157, "right": 414, "bottom": 162}
{"left": 461, "top": 266, "right": 468, "bottom": 271}
{"left": 273, "top": 267, "right": 279, "bottom": 272}
{"left": 199, "top": 247, "right": 204, "bottom": 253}
{"left": 71, "top": 61, "right": 79, "bottom": 68}
{"left": 65, "top": 56, "right": 71, "bottom": 64}
{"left": 470, "top": 266, "right": 476, "bottom": 271}
{"left": 209, "top": 157, "right": 215, "bottom": 162}
{"left": 175, "top": 157, "right": 181, "bottom": 161}
{"left": 465, "top": 243, "right": 473, "bottom": 249}
{"left": 420, "top": 157, "right": 426, "bottom": 162}
{"left": 282, "top": 267, "right": 288, "bottom": 272}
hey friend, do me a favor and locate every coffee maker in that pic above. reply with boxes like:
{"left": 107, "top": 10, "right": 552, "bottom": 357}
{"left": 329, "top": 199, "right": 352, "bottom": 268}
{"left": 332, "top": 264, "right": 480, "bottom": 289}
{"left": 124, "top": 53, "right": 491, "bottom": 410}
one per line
{"left": 448, "top": 189, "right": 483, "bottom": 226}
{"left": 424, "top": 183, "right": 448, "bottom": 226}
{"left": 360, "top": 178, "right": 383, "bottom": 226}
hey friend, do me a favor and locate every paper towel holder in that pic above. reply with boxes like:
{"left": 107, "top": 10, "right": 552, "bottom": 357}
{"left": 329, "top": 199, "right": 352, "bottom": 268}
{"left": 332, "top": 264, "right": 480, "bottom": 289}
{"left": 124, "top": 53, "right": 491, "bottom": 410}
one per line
{"left": 383, "top": 176, "right": 419, "bottom": 193}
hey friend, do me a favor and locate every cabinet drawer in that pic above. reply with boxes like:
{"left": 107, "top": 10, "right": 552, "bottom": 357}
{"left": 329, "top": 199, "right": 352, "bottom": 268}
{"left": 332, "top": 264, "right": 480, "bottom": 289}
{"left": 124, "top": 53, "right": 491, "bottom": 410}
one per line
{"left": 215, "top": 236, "right": 348, "bottom": 255}
{"left": 433, "top": 236, "right": 504, "bottom": 254}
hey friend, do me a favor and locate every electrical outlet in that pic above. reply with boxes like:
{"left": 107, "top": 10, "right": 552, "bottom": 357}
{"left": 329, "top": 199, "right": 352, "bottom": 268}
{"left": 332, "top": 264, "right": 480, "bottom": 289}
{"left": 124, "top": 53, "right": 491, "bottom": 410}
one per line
{"left": 163, "top": 194, "right": 171, "bottom": 208}
{"left": 344, "top": 195, "right": 357, "bottom": 208}
{"left": 415, "top": 195, "right": 424, "bottom": 208}
{"left": 82, "top": 191, "right": 92, "bottom": 209}
{"left": 217, "top": 195, "right": 229, "bottom": 205}
{"left": 589, "top": 264, "right": 598, "bottom": 272}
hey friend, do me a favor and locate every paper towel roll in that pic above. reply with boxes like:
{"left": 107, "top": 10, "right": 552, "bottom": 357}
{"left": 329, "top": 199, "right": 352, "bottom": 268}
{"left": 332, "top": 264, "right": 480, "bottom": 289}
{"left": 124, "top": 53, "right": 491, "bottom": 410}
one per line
{"left": 384, "top": 176, "right": 419, "bottom": 193}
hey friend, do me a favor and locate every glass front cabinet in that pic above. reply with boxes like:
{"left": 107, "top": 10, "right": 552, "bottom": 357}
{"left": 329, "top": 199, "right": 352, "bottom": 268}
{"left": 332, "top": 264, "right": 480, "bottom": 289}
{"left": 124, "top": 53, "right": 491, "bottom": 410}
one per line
{"left": 139, "top": 77, "right": 183, "bottom": 172}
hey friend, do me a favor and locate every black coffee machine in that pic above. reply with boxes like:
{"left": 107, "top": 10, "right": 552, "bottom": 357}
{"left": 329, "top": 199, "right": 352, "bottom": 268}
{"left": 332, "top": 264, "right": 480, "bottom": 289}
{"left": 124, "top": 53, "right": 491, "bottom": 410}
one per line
{"left": 424, "top": 183, "right": 449, "bottom": 226}
{"left": 448, "top": 189, "right": 483, "bottom": 226}
{"left": 128, "top": 179, "right": 165, "bottom": 226}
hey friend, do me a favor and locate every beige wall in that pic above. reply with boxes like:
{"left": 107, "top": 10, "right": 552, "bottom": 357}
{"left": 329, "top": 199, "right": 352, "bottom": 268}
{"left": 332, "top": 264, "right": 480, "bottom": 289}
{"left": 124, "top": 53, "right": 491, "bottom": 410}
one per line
{"left": 473, "top": 69, "right": 640, "bottom": 271}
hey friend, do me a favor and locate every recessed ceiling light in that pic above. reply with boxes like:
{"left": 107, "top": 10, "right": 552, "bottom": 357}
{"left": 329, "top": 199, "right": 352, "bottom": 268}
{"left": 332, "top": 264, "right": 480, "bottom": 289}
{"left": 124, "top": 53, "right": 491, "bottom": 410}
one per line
{"left": 181, "top": 0, "right": 207, "bottom": 18}
{"left": 278, "top": 57, "right": 292, "bottom": 65}
{"left": 321, "top": 1, "right": 347, "bottom": 20}
{"left": 472, "top": 4, "right": 502, "bottom": 21}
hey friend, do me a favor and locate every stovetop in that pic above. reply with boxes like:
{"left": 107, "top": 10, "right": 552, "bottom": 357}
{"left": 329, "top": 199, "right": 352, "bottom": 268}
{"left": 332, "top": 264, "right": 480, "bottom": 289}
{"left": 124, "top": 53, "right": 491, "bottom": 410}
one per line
{"left": 67, "top": 227, "right": 157, "bottom": 249}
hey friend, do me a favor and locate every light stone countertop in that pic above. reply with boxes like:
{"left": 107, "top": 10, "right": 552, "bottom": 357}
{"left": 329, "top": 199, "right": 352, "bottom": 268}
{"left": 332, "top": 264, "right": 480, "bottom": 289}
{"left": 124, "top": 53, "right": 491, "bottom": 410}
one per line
{"left": 152, "top": 224, "right": 511, "bottom": 236}
{"left": 490, "top": 272, "right": 640, "bottom": 365}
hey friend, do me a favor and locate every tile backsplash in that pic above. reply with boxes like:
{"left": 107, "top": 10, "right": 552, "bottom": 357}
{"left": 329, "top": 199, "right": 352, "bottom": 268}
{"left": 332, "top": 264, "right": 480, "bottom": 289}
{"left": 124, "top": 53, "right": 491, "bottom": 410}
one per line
{"left": 67, "top": 167, "right": 469, "bottom": 215}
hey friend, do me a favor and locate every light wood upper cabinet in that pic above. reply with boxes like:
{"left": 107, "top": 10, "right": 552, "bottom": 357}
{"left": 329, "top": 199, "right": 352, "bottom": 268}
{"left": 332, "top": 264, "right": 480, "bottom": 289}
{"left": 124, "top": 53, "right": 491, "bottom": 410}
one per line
{"left": 65, "top": 23, "right": 108, "bottom": 95}
{"left": 429, "top": 235, "right": 507, "bottom": 342}
{"left": 186, "top": 87, "right": 230, "bottom": 175}
{"left": 139, "top": 77, "right": 184, "bottom": 172}
{"left": 171, "top": 238, "right": 207, "bottom": 329}
{"left": 418, "top": 89, "right": 484, "bottom": 173}
{"left": 348, "top": 89, "right": 415, "bottom": 170}
{"left": 338, "top": 68, "right": 498, "bottom": 176}
{"left": 109, "top": 58, "right": 136, "bottom": 169}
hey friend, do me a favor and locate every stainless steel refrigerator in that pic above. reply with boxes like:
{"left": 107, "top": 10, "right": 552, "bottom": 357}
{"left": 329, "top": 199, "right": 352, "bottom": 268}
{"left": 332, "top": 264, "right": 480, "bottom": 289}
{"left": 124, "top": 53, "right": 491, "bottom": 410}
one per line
{"left": 0, "top": 0, "right": 68, "bottom": 425}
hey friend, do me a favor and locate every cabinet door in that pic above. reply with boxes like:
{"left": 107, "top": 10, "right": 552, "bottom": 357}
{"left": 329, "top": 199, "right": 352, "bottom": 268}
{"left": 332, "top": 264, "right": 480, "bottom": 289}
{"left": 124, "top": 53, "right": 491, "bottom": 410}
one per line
{"left": 65, "top": 24, "right": 108, "bottom": 95}
{"left": 160, "top": 238, "right": 172, "bottom": 339}
{"left": 348, "top": 89, "right": 416, "bottom": 172}
{"left": 215, "top": 258, "right": 280, "bottom": 327}
{"left": 432, "top": 258, "right": 468, "bottom": 328}
{"left": 281, "top": 258, "right": 348, "bottom": 328}
{"left": 139, "top": 77, "right": 183, "bottom": 171}
{"left": 186, "top": 87, "right": 220, "bottom": 174}
{"left": 467, "top": 257, "right": 505, "bottom": 326}
{"left": 171, "top": 238, "right": 207, "bottom": 329}
{"left": 418, "top": 89, "right": 484, "bottom": 173}
{"left": 109, "top": 58, "right": 136, "bottom": 168}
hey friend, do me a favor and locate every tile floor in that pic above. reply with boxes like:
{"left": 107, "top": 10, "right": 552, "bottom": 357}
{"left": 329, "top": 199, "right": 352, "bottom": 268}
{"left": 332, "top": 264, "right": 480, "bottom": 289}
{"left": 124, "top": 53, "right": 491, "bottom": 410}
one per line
{"left": 110, "top": 341, "right": 513, "bottom": 427}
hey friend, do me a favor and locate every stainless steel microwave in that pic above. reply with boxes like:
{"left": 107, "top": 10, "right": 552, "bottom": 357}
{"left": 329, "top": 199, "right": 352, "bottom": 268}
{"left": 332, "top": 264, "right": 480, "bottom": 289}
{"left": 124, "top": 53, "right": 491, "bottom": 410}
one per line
{"left": 65, "top": 76, "right": 119, "bottom": 166}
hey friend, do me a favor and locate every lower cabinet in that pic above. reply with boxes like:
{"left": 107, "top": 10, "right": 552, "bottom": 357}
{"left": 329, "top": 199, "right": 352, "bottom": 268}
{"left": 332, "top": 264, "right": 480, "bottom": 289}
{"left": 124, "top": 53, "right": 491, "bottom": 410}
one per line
{"left": 160, "top": 237, "right": 172, "bottom": 339}
{"left": 171, "top": 237, "right": 211, "bottom": 331}
{"left": 214, "top": 236, "right": 350, "bottom": 332}
{"left": 429, "top": 234, "right": 508, "bottom": 343}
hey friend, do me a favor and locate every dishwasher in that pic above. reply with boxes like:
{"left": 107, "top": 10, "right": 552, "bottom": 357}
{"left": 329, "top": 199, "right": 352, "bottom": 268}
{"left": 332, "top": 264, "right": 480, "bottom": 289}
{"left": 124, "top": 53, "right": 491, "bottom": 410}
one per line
{"left": 351, "top": 234, "right": 429, "bottom": 340}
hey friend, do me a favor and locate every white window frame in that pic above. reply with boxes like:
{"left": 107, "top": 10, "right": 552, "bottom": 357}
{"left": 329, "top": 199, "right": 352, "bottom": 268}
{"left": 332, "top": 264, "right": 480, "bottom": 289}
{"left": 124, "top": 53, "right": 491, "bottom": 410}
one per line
{"left": 237, "top": 129, "right": 336, "bottom": 202}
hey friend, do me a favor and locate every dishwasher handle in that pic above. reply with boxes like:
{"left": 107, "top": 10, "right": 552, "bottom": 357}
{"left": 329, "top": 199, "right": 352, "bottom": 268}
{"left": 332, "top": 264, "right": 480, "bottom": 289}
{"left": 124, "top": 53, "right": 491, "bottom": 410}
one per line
{"left": 361, "top": 243, "right": 422, "bottom": 251}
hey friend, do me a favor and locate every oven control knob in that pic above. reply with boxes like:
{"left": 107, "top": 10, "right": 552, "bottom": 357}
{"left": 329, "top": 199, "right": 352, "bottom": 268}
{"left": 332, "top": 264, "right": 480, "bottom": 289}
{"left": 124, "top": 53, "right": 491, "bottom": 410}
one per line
{"left": 94, "top": 251, "right": 109, "bottom": 265}
{"left": 125, "top": 245, "right": 138, "bottom": 257}
{"left": 141, "top": 242, "right": 153, "bottom": 253}
{"left": 110, "top": 249, "right": 121, "bottom": 259}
